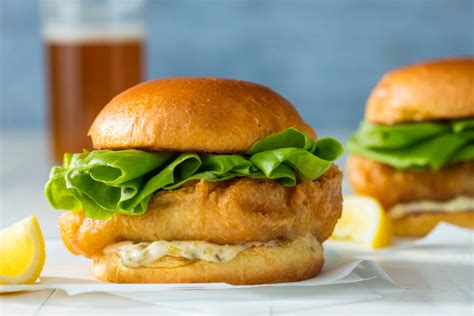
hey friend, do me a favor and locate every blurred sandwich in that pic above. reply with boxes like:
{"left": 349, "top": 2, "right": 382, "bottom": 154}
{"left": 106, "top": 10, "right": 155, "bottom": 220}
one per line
{"left": 347, "top": 58, "right": 474, "bottom": 236}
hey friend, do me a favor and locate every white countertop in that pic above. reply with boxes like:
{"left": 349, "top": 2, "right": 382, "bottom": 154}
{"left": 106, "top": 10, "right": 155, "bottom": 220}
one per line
{"left": 1, "top": 130, "right": 473, "bottom": 315}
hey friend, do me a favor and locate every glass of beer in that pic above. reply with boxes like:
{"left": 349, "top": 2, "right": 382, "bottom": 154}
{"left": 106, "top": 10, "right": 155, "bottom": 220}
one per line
{"left": 41, "top": 0, "right": 145, "bottom": 163}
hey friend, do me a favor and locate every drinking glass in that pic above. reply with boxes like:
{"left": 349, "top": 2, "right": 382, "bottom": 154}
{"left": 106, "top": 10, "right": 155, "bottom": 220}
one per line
{"left": 41, "top": 0, "right": 146, "bottom": 162}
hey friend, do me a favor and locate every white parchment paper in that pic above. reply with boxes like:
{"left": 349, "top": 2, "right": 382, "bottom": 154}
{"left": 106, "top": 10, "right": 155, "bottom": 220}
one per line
{"left": 3, "top": 222, "right": 470, "bottom": 297}
{"left": 1, "top": 243, "right": 394, "bottom": 295}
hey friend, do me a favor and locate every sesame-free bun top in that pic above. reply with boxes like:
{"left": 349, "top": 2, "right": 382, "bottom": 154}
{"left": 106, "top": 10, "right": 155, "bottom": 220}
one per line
{"left": 366, "top": 57, "right": 474, "bottom": 124}
{"left": 89, "top": 78, "right": 315, "bottom": 153}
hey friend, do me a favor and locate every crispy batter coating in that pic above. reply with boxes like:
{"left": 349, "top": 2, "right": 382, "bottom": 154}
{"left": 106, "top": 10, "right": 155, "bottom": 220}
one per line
{"left": 347, "top": 154, "right": 474, "bottom": 209}
{"left": 60, "top": 165, "right": 342, "bottom": 258}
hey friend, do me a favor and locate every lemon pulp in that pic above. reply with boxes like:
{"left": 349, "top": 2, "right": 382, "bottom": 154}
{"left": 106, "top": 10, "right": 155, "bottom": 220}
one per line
{"left": 332, "top": 195, "right": 392, "bottom": 248}
{"left": 0, "top": 216, "right": 46, "bottom": 284}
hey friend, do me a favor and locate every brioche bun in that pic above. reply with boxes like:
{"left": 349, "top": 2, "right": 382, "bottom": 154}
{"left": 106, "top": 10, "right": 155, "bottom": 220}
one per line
{"left": 366, "top": 57, "right": 474, "bottom": 124}
{"left": 92, "top": 235, "right": 323, "bottom": 284}
{"left": 89, "top": 78, "right": 315, "bottom": 153}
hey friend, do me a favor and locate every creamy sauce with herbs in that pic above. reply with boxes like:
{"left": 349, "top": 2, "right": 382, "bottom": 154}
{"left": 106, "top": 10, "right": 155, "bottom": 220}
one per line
{"left": 104, "top": 239, "right": 286, "bottom": 267}
{"left": 389, "top": 196, "right": 474, "bottom": 219}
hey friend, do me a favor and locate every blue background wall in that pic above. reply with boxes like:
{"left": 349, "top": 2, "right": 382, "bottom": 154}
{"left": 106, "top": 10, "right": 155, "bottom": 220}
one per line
{"left": 1, "top": 0, "right": 473, "bottom": 132}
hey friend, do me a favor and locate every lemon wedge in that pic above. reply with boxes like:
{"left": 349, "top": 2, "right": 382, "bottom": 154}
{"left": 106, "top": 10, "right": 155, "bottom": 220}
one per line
{"left": 0, "top": 216, "right": 46, "bottom": 284}
{"left": 332, "top": 195, "right": 392, "bottom": 248}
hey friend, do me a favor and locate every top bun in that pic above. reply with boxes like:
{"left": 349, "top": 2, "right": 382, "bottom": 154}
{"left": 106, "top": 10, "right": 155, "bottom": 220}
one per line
{"left": 89, "top": 78, "right": 315, "bottom": 153}
{"left": 366, "top": 57, "right": 474, "bottom": 124}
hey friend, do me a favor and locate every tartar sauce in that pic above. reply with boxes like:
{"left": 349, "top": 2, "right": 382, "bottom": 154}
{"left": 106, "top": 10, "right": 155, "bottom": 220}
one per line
{"left": 389, "top": 196, "right": 474, "bottom": 219}
{"left": 104, "top": 239, "right": 285, "bottom": 268}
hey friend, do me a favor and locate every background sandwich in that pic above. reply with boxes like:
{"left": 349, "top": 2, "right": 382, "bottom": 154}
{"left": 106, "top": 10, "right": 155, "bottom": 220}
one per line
{"left": 347, "top": 58, "right": 474, "bottom": 236}
{"left": 45, "top": 78, "right": 344, "bottom": 284}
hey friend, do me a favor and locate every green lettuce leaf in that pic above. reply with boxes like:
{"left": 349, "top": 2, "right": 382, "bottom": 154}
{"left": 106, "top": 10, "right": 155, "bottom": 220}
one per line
{"left": 45, "top": 128, "right": 343, "bottom": 219}
{"left": 347, "top": 118, "right": 474, "bottom": 170}
{"left": 247, "top": 128, "right": 316, "bottom": 154}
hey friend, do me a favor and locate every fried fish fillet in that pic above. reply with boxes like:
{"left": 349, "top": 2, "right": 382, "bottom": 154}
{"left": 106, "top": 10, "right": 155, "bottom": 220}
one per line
{"left": 60, "top": 165, "right": 342, "bottom": 258}
{"left": 347, "top": 154, "right": 474, "bottom": 209}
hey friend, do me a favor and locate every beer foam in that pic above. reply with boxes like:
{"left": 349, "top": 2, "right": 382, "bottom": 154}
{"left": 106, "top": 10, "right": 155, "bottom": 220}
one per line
{"left": 43, "top": 25, "right": 145, "bottom": 43}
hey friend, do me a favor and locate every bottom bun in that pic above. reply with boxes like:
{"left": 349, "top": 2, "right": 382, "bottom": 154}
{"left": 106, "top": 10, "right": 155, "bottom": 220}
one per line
{"left": 392, "top": 211, "right": 474, "bottom": 237}
{"left": 93, "top": 235, "right": 323, "bottom": 284}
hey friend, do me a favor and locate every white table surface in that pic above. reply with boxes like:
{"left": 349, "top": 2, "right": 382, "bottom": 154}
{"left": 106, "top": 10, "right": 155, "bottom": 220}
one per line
{"left": 1, "top": 130, "right": 473, "bottom": 315}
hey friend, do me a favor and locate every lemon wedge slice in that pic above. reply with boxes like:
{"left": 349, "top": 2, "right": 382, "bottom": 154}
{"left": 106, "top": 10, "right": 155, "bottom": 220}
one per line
{"left": 0, "top": 216, "right": 46, "bottom": 284}
{"left": 332, "top": 195, "right": 392, "bottom": 248}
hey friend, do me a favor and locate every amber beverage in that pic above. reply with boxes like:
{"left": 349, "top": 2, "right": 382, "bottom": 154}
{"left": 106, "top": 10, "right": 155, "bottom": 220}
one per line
{"left": 46, "top": 38, "right": 144, "bottom": 162}
{"left": 41, "top": 0, "right": 146, "bottom": 162}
